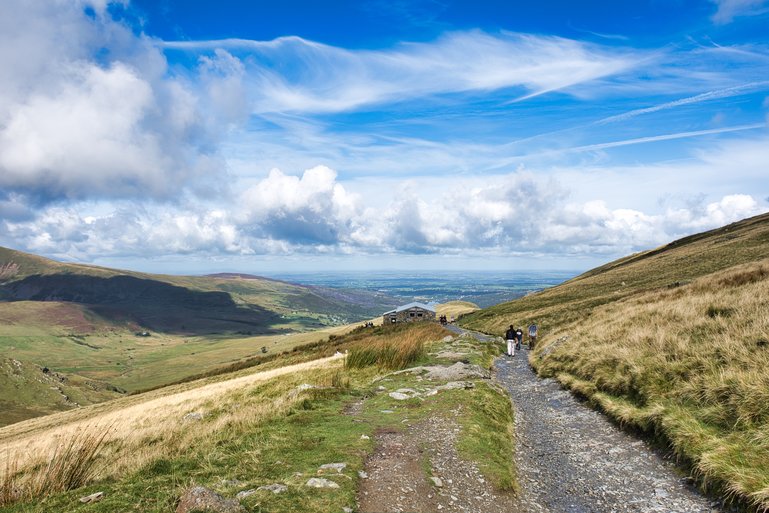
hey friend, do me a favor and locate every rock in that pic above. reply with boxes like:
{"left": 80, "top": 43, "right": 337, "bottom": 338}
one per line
{"left": 376, "top": 385, "right": 387, "bottom": 391}
{"left": 235, "top": 489, "right": 257, "bottom": 499}
{"left": 358, "top": 471, "right": 369, "bottom": 479}
{"left": 306, "top": 477, "right": 340, "bottom": 489}
{"left": 343, "top": 508, "right": 353, "bottom": 513}
{"left": 318, "top": 462, "right": 347, "bottom": 474}
{"left": 183, "top": 412, "right": 204, "bottom": 421}
{"left": 176, "top": 486, "right": 245, "bottom": 513}
{"left": 442, "top": 335, "right": 454, "bottom": 342}
{"left": 436, "top": 381, "right": 475, "bottom": 391}
{"left": 393, "top": 362, "right": 490, "bottom": 381}
{"left": 79, "top": 491, "right": 104, "bottom": 503}
{"left": 256, "top": 483, "right": 288, "bottom": 494}
{"left": 297, "top": 383, "right": 317, "bottom": 391}
{"left": 220, "top": 478, "right": 243, "bottom": 487}
{"left": 360, "top": 434, "right": 370, "bottom": 440}
{"left": 430, "top": 476, "right": 443, "bottom": 487}
{"left": 389, "top": 388, "right": 420, "bottom": 400}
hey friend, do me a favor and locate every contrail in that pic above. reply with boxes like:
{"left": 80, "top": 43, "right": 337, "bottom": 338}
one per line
{"left": 594, "top": 81, "right": 769, "bottom": 125}
{"left": 564, "top": 123, "right": 766, "bottom": 152}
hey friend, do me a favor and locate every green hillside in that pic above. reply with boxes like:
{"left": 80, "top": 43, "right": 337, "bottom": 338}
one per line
{"left": 0, "top": 247, "right": 397, "bottom": 426}
{"left": 460, "top": 211, "right": 769, "bottom": 510}
{"left": 462, "top": 212, "right": 769, "bottom": 336}
{"left": 0, "top": 247, "right": 395, "bottom": 333}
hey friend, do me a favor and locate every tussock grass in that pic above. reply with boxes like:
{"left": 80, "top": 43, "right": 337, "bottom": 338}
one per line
{"left": 0, "top": 356, "right": 343, "bottom": 507}
{"left": 0, "top": 321, "right": 506, "bottom": 513}
{"left": 462, "top": 213, "right": 769, "bottom": 510}
{"left": 536, "top": 259, "right": 769, "bottom": 509}
{"left": 1, "top": 425, "right": 112, "bottom": 505}
{"left": 345, "top": 323, "right": 445, "bottom": 370}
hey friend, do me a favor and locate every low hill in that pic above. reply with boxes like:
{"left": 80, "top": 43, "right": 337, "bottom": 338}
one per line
{"left": 0, "top": 246, "right": 398, "bottom": 426}
{"left": 436, "top": 300, "right": 480, "bottom": 320}
{"left": 460, "top": 212, "right": 769, "bottom": 510}
{"left": 0, "top": 246, "right": 397, "bottom": 334}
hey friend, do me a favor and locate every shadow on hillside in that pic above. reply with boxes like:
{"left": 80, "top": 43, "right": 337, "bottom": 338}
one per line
{"left": 2, "top": 274, "right": 286, "bottom": 335}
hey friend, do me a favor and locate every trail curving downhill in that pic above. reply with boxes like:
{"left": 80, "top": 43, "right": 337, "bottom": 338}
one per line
{"left": 449, "top": 326, "right": 730, "bottom": 513}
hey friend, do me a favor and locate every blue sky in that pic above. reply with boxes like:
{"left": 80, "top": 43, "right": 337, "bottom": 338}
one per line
{"left": 0, "top": 0, "right": 768, "bottom": 274}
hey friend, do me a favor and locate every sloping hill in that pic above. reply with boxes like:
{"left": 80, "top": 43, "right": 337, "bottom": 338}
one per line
{"left": 460, "top": 212, "right": 769, "bottom": 510}
{"left": 0, "top": 246, "right": 396, "bottom": 334}
{"left": 462, "top": 212, "right": 769, "bottom": 336}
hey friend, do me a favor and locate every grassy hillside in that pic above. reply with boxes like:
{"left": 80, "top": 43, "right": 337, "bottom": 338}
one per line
{"left": 461, "top": 212, "right": 769, "bottom": 510}
{"left": 0, "top": 246, "right": 398, "bottom": 426}
{"left": 0, "top": 247, "right": 397, "bottom": 334}
{"left": 436, "top": 300, "right": 480, "bottom": 320}
{"left": 0, "top": 322, "right": 513, "bottom": 513}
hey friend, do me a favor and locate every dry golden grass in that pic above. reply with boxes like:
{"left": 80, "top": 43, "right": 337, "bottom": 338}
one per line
{"left": 534, "top": 259, "right": 769, "bottom": 509}
{"left": 345, "top": 323, "right": 442, "bottom": 370}
{"left": 0, "top": 354, "right": 344, "bottom": 504}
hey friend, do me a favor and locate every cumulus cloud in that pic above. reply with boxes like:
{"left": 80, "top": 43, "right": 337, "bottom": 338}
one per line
{"left": 2, "top": 165, "right": 766, "bottom": 263}
{"left": 239, "top": 166, "right": 362, "bottom": 245}
{"left": 0, "top": 0, "right": 242, "bottom": 203}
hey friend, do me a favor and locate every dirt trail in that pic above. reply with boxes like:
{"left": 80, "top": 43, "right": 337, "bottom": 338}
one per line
{"left": 358, "top": 410, "right": 520, "bottom": 513}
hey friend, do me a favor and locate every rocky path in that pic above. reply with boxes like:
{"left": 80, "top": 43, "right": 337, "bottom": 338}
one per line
{"left": 447, "top": 325, "right": 727, "bottom": 513}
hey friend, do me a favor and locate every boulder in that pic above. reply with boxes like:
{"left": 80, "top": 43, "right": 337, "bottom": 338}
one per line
{"left": 176, "top": 486, "right": 245, "bottom": 513}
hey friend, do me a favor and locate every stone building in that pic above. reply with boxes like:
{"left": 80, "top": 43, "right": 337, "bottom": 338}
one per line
{"left": 382, "top": 302, "right": 436, "bottom": 324}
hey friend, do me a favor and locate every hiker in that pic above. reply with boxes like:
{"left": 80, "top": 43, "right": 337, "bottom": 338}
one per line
{"left": 505, "top": 325, "right": 516, "bottom": 356}
{"left": 528, "top": 322, "right": 538, "bottom": 349}
{"left": 515, "top": 327, "right": 523, "bottom": 351}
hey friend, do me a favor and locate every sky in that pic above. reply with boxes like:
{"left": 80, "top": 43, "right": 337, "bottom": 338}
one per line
{"left": 0, "top": 0, "right": 768, "bottom": 274}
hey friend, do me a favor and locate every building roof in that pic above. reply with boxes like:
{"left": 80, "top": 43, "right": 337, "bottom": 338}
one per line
{"left": 382, "top": 302, "right": 436, "bottom": 315}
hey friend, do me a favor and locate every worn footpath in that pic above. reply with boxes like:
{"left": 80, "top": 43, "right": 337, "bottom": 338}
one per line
{"left": 493, "top": 337, "right": 730, "bottom": 513}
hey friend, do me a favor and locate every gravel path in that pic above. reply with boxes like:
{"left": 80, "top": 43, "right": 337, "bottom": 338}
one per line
{"left": 444, "top": 325, "right": 730, "bottom": 513}
{"left": 496, "top": 345, "right": 728, "bottom": 513}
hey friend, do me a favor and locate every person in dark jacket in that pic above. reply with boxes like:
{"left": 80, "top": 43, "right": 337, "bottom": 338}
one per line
{"left": 515, "top": 327, "right": 523, "bottom": 351}
{"left": 505, "top": 325, "right": 516, "bottom": 356}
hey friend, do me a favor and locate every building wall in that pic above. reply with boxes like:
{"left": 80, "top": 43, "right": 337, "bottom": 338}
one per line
{"left": 383, "top": 307, "right": 436, "bottom": 324}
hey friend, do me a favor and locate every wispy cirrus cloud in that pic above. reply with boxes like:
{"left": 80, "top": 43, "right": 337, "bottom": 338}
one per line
{"left": 710, "top": 0, "right": 769, "bottom": 24}
{"left": 164, "top": 31, "right": 644, "bottom": 113}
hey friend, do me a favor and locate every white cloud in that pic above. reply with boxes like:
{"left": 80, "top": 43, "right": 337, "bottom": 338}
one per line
{"left": 0, "top": 0, "right": 241, "bottom": 202}
{"left": 238, "top": 166, "right": 363, "bottom": 245}
{"left": 2, "top": 166, "right": 767, "bottom": 263}
{"left": 711, "top": 0, "right": 769, "bottom": 24}
{"left": 165, "top": 31, "right": 643, "bottom": 113}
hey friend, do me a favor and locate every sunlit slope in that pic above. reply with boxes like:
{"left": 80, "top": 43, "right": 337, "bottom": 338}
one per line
{"left": 461, "top": 212, "right": 769, "bottom": 510}
{"left": 461, "top": 211, "right": 769, "bottom": 336}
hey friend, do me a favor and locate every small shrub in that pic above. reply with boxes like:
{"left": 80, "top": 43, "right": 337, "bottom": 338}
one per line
{"left": 706, "top": 306, "right": 735, "bottom": 318}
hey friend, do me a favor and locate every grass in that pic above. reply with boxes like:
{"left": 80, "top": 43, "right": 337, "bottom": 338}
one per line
{"left": 345, "top": 323, "right": 442, "bottom": 370}
{"left": 0, "top": 321, "right": 516, "bottom": 512}
{"left": 460, "top": 212, "right": 769, "bottom": 511}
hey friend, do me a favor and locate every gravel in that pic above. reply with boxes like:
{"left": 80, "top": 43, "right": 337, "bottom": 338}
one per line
{"left": 494, "top": 347, "right": 732, "bottom": 513}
